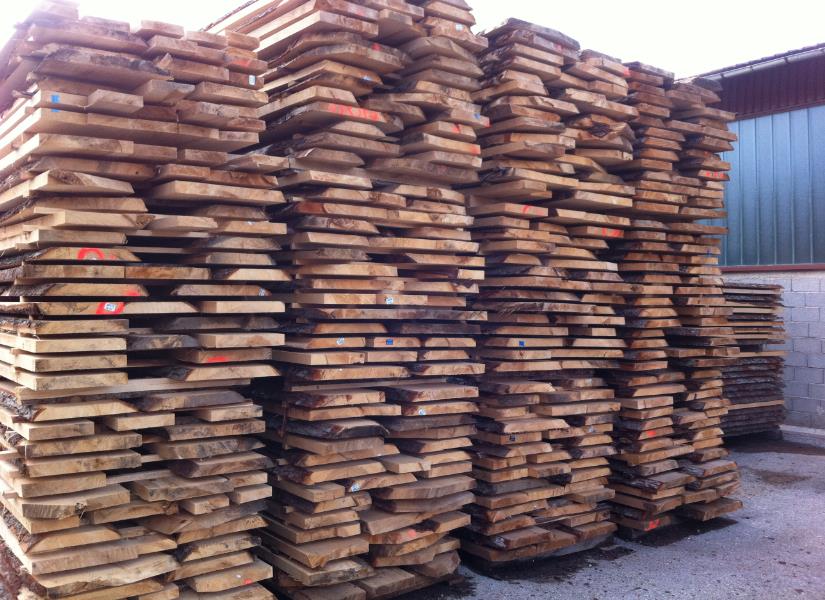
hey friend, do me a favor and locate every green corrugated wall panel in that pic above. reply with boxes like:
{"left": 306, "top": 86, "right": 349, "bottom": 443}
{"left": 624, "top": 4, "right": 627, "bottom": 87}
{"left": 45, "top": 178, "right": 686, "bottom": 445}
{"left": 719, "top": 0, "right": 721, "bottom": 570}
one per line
{"left": 717, "top": 104, "right": 825, "bottom": 266}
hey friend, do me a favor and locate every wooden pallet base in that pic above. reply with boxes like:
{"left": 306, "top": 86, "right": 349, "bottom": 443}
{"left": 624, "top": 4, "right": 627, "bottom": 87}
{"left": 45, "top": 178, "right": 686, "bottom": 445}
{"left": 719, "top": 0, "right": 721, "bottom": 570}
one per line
{"left": 460, "top": 532, "right": 614, "bottom": 569}
{"left": 267, "top": 571, "right": 462, "bottom": 600}
{"left": 616, "top": 499, "right": 742, "bottom": 541}
{"left": 724, "top": 426, "right": 782, "bottom": 439}
{"left": 369, "top": 573, "right": 464, "bottom": 600}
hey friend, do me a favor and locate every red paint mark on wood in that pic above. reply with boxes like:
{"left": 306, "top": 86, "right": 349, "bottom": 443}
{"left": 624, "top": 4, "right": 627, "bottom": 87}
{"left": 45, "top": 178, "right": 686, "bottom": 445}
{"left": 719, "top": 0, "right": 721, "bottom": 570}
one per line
{"left": 645, "top": 518, "right": 662, "bottom": 531}
{"left": 96, "top": 301, "right": 125, "bottom": 315}
{"left": 324, "top": 102, "right": 381, "bottom": 122}
{"left": 77, "top": 247, "right": 105, "bottom": 260}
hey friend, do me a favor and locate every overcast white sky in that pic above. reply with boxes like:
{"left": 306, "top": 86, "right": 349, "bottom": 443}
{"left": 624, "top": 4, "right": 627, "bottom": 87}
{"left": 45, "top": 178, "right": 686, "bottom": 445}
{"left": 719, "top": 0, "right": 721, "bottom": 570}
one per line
{"left": 2, "top": 0, "right": 824, "bottom": 77}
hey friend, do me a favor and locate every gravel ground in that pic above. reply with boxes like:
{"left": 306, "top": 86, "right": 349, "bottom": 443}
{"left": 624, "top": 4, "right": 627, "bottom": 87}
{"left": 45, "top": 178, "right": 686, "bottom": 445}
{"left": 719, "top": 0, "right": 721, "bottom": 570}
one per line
{"left": 404, "top": 436, "right": 825, "bottom": 600}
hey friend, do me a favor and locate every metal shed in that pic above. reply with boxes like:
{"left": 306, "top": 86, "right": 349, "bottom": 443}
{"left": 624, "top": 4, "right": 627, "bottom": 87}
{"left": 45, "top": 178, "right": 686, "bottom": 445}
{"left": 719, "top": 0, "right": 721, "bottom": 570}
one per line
{"left": 701, "top": 44, "right": 825, "bottom": 267}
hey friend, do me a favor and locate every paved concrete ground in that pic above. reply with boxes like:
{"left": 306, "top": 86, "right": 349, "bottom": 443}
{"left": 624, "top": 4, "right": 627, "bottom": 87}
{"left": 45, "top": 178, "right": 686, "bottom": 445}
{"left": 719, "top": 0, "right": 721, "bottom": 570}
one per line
{"left": 406, "top": 436, "right": 825, "bottom": 600}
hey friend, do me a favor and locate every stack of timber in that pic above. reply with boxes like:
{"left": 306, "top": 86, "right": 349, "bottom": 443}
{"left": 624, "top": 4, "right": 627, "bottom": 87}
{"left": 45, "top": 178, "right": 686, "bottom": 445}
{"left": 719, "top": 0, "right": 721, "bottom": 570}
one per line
{"left": 666, "top": 77, "right": 742, "bottom": 523}
{"left": 457, "top": 19, "right": 634, "bottom": 565}
{"left": 721, "top": 283, "right": 786, "bottom": 437}
{"left": 604, "top": 65, "right": 742, "bottom": 535}
{"left": 0, "top": 4, "right": 284, "bottom": 599}
{"left": 364, "top": 1, "right": 490, "bottom": 594}
{"left": 604, "top": 62, "right": 700, "bottom": 536}
{"left": 209, "top": 1, "right": 488, "bottom": 598}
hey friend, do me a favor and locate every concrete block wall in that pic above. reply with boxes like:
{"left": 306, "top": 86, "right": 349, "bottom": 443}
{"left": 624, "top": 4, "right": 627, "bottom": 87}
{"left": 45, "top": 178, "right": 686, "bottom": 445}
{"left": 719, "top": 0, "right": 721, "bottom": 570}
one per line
{"left": 724, "top": 270, "right": 825, "bottom": 429}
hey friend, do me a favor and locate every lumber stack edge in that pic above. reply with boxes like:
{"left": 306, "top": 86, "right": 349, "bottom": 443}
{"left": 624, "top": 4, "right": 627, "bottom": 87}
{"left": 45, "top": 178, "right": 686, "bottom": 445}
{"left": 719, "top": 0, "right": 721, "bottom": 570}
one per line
{"left": 0, "top": 2, "right": 749, "bottom": 598}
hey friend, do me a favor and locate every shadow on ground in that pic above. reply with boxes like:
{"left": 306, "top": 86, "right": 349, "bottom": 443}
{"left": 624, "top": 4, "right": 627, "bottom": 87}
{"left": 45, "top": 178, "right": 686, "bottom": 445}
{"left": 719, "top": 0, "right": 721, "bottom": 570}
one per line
{"left": 396, "top": 542, "right": 635, "bottom": 599}
{"left": 727, "top": 434, "right": 825, "bottom": 456}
